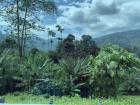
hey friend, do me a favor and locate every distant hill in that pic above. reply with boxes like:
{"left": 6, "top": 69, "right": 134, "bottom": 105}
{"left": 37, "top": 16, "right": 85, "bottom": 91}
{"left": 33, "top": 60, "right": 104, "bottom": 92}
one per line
{"left": 95, "top": 29, "right": 140, "bottom": 54}
{"left": 1, "top": 29, "right": 140, "bottom": 54}
{"left": 26, "top": 36, "right": 58, "bottom": 52}
{"left": 0, "top": 33, "right": 59, "bottom": 52}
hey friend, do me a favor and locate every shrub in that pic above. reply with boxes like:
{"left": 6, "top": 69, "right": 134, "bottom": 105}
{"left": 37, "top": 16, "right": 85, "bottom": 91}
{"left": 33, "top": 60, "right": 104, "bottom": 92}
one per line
{"left": 55, "top": 58, "right": 91, "bottom": 97}
{"left": 31, "top": 79, "right": 64, "bottom": 97}
{"left": 90, "top": 45, "right": 140, "bottom": 98}
{"left": 120, "top": 73, "right": 140, "bottom": 95}
{"left": 0, "top": 50, "right": 21, "bottom": 95}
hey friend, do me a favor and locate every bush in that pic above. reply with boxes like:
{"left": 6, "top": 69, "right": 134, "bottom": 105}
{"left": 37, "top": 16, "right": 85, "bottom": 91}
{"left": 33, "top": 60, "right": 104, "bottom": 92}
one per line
{"left": 31, "top": 79, "right": 64, "bottom": 97}
{"left": 55, "top": 58, "right": 91, "bottom": 97}
{"left": 0, "top": 50, "right": 21, "bottom": 95}
{"left": 90, "top": 45, "right": 140, "bottom": 98}
{"left": 120, "top": 73, "right": 140, "bottom": 95}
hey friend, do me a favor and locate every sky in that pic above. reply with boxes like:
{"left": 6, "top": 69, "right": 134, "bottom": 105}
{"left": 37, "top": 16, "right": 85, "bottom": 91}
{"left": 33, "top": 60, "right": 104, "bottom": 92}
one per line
{"left": 1, "top": 0, "right": 140, "bottom": 39}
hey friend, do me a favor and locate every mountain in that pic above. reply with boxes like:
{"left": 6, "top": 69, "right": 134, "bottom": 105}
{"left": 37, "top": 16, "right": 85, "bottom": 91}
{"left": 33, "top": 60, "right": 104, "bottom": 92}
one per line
{"left": 1, "top": 29, "right": 140, "bottom": 54}
{"left": 95, "top": 29, "right": 140, "bottom": 54}
{"left": 29, "top": 29, "right": 140, "bottom": 53}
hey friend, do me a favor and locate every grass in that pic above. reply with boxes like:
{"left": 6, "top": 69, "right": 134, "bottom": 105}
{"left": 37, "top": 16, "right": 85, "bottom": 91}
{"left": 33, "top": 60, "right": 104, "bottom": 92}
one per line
{"left": 3, "top": 93, "right": 140, "bottom": 105}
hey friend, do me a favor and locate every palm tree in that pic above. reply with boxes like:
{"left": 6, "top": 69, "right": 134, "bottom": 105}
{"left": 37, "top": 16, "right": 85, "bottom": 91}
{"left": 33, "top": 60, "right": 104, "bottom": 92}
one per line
{"left": 47, "top": 28, "right": 51, "bottom": 51}
{"left": 50, "top": 39, "right": 53, "bottom": 51}
{"left": 56, "top": 37, "right": 62, "bottom": 44}
{"left": 50, "top": 30, "right": 56, "bottom": 51}
{"left": 47, "top": 28, "right": 56, "bottom": 51}
{"left": 56, "top": 25, "right": 64, "bottom": 41}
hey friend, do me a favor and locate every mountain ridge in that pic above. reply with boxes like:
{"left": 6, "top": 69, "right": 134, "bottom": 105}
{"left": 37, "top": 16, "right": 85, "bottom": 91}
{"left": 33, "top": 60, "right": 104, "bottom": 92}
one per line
{"left": 94, "top": 29, "right": 140, "bottom": 54}
{"left": 0, "top": 29, "right": 140, "bottom": 54}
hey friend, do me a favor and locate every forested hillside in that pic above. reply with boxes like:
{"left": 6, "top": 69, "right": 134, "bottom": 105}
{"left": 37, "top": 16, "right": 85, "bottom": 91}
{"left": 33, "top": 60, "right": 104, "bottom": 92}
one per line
{"left": 95, "top": 29, "right": 140, "bottom": 54}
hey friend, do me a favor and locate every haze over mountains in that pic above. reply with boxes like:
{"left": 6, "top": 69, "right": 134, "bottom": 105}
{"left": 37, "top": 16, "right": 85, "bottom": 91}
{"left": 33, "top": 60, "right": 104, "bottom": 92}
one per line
{"left": 95, "top": 29, "right": 140, "bottom": 54}
{"left": 26, "top": 36, "right": 58, "bottom": 52}
{"left": 0, "top": 29, "right": 140, "bottom": 54}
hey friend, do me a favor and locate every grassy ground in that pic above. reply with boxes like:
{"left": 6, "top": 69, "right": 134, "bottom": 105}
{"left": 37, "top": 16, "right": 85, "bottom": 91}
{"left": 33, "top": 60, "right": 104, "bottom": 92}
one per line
{"left": 3, "top": 93, "right": 140, "bottom": 105}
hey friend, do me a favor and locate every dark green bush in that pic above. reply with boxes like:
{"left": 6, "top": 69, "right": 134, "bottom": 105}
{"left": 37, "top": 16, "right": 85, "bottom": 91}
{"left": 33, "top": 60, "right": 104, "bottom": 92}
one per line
{"left": 31, "top": 79, "right": 64, "bottom": 97}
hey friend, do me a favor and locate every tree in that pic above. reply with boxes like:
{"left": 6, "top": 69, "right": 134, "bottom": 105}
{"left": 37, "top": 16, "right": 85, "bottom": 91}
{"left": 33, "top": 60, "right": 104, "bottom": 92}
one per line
{"left": 50, "top": 39, "right": 53, "bottom": 51}
{"left": 47, "top": 28, "right": 56, "bottom": 51}
{"left": 57, "top": 34, "right": 99, "bottom": 58}
{"left": 78, "top": 35, "right": 100, "bottom": 57}
{"left": 0, "top": 0, "right": 57, "bottom": 60}
{"left": 56, "top": 25, "right": 64, "bottom": 41}
{"left": 0, "top": 37, "right": 17, "bottom": 49}
{"left": 57, "top": 34, "right": 75, "bottom": 58}
{"left": 30, "top": 48, "right": 39, "bottom": 57}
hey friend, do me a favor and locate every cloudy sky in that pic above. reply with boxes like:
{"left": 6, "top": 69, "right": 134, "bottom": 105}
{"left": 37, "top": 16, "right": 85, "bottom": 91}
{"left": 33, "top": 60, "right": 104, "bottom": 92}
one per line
{"left": 1, "top": 0, "right": 140, "bottom": 39}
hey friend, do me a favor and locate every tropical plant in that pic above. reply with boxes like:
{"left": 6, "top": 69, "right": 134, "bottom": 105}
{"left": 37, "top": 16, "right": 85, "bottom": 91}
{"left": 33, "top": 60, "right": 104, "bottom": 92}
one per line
{"left": 56, "top": 25, "right": 64, "bottom": 41}
{"left": 119, "top": 72, "right": 140, "bottom": 95}
{"left": 78, "top": 35, "right": 100, "bottom": 57}
{"left": 57, "top": 34, "right": 76, "bottom": 58}
{"left": 57, "top": 34, "right": 99, "bottom": 58}
{"left": 16, "top": 52, "right": 49, "bottom": 90}
{"left": 47, "top": 28, "right": 56, "bottom": 51}
{"left": 54, "top": 58, "right": 91, "bottom": 96}
{"left": 90, "top": 45, "right": 140, "bottom": 98}
{"left": 0, "top": 50, "right": 20, "bottom": 95}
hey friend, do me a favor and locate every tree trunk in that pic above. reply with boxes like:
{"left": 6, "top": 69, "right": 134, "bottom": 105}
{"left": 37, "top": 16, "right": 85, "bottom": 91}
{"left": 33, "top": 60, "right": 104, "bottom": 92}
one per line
{"left": 48, "top": 35, "right": 50, "bottom": 51}
{"left": 16, "top": 0, "right": 21, "bottom": 59}
{"left": 23, "top": 26, "right": 27, "bottom": 57}
{"left": 61, "top": 32, "right": 63, "bottom": 41}
{"left": 21, "top": 0, "right": 28, "bottom": 58}
{"left": 51, "top": 42, "right": 52, "bottom": 51}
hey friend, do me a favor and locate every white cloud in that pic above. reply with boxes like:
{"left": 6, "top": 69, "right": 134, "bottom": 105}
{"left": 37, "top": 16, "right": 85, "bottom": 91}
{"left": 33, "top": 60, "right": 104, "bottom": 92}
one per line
{"left": 1, "top": 0, "right": 140, "bottom": 39}
{"left": 56, "top": 0, "right": 140, "bottom": 38}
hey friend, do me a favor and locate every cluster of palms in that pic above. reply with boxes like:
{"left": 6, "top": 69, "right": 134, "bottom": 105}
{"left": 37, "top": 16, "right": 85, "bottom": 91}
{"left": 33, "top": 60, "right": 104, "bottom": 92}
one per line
{"left": 47, "top": 25, "right": 64, "bottom": 51}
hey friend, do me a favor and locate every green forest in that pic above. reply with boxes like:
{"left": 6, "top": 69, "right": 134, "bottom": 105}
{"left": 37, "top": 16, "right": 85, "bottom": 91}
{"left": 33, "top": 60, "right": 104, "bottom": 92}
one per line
{"left": 0, "top": 0, "right": 140, "bottom": 105}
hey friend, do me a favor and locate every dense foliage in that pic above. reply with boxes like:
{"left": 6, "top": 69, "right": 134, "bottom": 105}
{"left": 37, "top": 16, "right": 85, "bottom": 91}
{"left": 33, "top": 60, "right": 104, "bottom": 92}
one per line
{"left": 0, "top": 36, "right": 140, "bottom": 98}
{"left": 0, "top": 0, "right": 139, "bottom": 103}
{"left": 90, "top": 45, "right": 140, "bottom": 97}
{"left": 57, "top": 34, "right": 100, "bottom": 59}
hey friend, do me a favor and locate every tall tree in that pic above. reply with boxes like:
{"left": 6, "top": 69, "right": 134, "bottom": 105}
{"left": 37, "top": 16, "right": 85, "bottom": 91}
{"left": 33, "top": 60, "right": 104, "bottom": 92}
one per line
{"left": 0, "top": 0, "right": 57, "bottom": 60}
{"left": 79, "top": 35, "right": 100, "bottom": 57}
{"left": 50, "top": 39, "right": 53, "bottom": 51}
{"left": 47, "top": 28, "right": 51, "bottom": 51}
{"left": 56, "top": 25, "right": 64, "bottom": 41}
{"left": 58, "top": 34, "right": 75, "bottom": 58}
{"left": 47, "top": 28, "right": 56, "bottom": 51}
